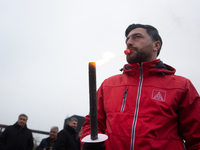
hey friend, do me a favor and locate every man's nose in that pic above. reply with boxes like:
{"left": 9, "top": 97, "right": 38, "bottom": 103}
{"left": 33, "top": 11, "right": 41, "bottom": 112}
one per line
{"left": 126, "top": 38, "right": 134, "bottom": 47}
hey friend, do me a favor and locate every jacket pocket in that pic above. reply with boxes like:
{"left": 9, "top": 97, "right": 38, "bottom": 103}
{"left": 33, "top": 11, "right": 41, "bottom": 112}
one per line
{"left": 121, "top": 89, "right": 128, "bottom": 112}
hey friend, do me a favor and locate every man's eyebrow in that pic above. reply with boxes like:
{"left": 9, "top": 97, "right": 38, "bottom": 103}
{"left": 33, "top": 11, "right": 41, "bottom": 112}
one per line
{"left": 130, "top": 33, "right": 143, "bottom": 37}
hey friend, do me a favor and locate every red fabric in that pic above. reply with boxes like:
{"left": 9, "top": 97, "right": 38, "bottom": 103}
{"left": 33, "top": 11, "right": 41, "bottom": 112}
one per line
{"left": 81, "top": 59, "right": 200, "bottom": 150}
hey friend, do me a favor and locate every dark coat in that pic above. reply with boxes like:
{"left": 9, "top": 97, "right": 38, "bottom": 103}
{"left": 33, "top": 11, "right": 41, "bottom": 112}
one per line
{"left": 55, "top": 125, "right": 79, "bottom": 150}
{"left": 0, "top": 122, "right": 33, "bottom": 150}
{"left": 36, "top": 137, "right": 56, "bottom": 150}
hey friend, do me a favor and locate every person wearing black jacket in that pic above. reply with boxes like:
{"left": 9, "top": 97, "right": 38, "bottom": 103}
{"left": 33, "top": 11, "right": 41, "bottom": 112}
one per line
{"left": 55, "top": 116, "right": 79, "bottom": 150}
{"left": 36, "top": 126, "right": 58, "bottom": 150}
{"left": 0, "top": 114, "right": 33, "bottom": 150}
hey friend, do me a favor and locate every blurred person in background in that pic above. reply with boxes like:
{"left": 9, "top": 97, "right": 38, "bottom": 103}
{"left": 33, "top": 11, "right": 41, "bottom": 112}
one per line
{"left": 0, "top": 113, "right": 33, "bottom": 150}
{"left": 36, "top": 126, "right": 59, "bottom": 150}
{"left": 55, "top": 116, "right": 79, "bottom": 150}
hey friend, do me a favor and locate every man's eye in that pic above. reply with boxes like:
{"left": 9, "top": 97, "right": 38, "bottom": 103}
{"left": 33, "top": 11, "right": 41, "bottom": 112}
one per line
{"left": 134, "top": 35, "right": 141, "bottom": 39}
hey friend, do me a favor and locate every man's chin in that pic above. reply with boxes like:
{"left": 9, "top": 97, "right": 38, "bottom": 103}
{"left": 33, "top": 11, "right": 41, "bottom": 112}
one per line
{"left": 18, "top": 123, "right": 25, "bottom": 127}
{"left": 50, "top": 137, "right": 56, "bottom": 141}
{"left": 127, "top": 58, "right": 136, "bottom": 64}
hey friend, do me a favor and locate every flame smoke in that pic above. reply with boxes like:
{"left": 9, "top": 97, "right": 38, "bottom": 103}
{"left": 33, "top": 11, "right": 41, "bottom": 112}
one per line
{"left": 96, "top": 52, "right": 116, "bottom": 65}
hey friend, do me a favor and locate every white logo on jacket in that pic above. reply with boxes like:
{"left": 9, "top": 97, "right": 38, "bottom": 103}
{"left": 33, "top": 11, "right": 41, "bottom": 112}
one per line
{"left": 152, "top": 89, "right": 166, "bottom": 102}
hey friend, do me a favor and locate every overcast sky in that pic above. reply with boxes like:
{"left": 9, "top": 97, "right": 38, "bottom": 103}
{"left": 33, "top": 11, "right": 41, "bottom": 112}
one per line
{"left": 1, "top": 0, "right": 200, "bottom": 142}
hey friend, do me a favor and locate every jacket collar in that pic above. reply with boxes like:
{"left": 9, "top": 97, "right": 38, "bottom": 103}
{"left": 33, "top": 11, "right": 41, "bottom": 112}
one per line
{"left": 65, "top": 124, "right": 77, "bottom": 135}
{"left": 14, "top": 122, "right": 27, "bottom": 129}
{"left": 122, "top": 59, "right": 176, "bottom": 75}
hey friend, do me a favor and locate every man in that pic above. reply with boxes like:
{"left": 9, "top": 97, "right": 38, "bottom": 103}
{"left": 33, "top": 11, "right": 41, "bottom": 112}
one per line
{"left": 0, "top": 114, "right": 33, "bottom": 150}
{"left": 81, "top": 24, "right": 200, "bottom": 150}
{"left": 36, "top": 126, "right": 59, "bottom": 150}
{"left": 55, "top": 116, "right": 79, "bottom": 150}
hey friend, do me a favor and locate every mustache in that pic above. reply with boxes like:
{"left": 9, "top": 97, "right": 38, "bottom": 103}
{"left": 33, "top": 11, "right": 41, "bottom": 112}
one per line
{"left": 127, "top": 46, "right": 137, "bottom": 50}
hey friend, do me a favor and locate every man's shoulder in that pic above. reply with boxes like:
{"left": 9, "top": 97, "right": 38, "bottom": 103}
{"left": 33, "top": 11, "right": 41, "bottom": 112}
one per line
{"left": 4, "top": 124, "right": 16, "bottom": 131}
{"left": 101, "top": 73, "right": 127, "bottom": 86}
{"left": 59, "top": 128, "right": 72, "bottom": 135}
{"left": 1, "top": 124, "right": 17, "bottom": 136}
{"left": 166, "top": 73, "right": 191, "bottom": 85}
{"left": 41, "top": 137, "right": 50, "bottom": 142}
{"left": 62, "top": 128, "right": 69, "bottom": 134}
{"left": 23, "top": 126, "right": 32, "bottom": 132}
{"left": 57, "top": 129, "right": 69, "bottom": 138}
{"left": 58, "top": 129, "right": 67, "bottom": 134}
{"left": 6, "top": 125, "right": 14, "bottom": 128}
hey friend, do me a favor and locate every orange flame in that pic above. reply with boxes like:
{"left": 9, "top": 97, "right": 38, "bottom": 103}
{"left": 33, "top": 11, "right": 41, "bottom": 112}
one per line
{"left": 96, "top": 52, "right": 116, "bottom": 65}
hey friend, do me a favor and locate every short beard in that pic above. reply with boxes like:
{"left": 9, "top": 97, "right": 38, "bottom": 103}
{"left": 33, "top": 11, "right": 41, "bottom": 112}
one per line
{"left": 126, "top": 44, "right": 153, "bottom": 64}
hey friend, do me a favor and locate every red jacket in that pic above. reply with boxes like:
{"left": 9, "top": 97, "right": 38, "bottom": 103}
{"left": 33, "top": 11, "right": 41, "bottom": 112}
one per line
{"left": 81, "top": 59, "right": 200, "bottom": 150}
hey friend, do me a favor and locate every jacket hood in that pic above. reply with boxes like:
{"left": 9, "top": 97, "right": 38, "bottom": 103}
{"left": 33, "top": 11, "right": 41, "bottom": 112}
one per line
{"left": 122, "top": 59, "right": 176, "bottom": 76}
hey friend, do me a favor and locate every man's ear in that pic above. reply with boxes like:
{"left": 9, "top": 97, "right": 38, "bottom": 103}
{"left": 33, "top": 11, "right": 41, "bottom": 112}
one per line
{"left": 153, "top": 41, "right": 161, "bottom": 52}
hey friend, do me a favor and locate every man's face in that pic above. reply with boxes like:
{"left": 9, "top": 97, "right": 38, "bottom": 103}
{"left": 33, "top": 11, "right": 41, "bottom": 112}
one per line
{"left": 49, "top": 128, "right": 58, "bottom": 141}
{"left": 68, "top": 121, "right": 77, "bottom": 130}
{"left": 125, "top": 28, "right": 155, "bottom": 64}
{"left": 17, "top": 116, "right": 27, "bottom": 128}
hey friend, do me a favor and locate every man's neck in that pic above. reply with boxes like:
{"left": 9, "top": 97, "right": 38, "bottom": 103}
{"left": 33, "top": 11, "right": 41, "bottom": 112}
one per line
{"left": 17, "top": 123, "right": 25, "bottom": 129}
{"left": 50, "top": 138, "right": 56, "bottom": 142}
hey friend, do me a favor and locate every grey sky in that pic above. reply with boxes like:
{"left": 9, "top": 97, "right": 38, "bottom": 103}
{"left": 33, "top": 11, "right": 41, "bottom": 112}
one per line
{"left": 1, "top": 0, "right": 200, "bottom": 142}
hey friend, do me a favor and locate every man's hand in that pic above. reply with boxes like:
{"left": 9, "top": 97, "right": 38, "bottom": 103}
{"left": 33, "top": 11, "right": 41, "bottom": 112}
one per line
{"left": 82, "top": 142, "right": 105, "bottom": 150}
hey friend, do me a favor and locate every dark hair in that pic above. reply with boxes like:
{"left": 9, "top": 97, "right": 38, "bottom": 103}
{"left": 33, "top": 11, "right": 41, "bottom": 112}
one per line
{"left": 125, "top": 24, "right": 162, "bottom": 56}
{"left": 19, "top": 114, "right": 28, "bottom": 120}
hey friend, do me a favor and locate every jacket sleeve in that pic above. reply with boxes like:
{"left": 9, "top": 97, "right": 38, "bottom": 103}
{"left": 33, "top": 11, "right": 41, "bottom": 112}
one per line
{"left": 81, "top": 83, "right": 107, "bottom": 145}
{"left": 0, "top": 127, "right": 8, "bottom": 150}
{"left": 178, "top": 79, "right": 200, "bottom": 149}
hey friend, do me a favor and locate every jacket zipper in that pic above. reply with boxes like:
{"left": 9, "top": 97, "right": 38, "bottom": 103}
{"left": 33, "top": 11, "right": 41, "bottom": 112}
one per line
{"left": 130, "top": 65, "right": 143, "bottom": 150}
{"left": 121, "top": 89, "right": 128, "bottom": 112}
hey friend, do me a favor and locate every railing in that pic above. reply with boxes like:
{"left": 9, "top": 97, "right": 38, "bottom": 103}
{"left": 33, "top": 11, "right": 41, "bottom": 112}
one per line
{"left": 0, "top": 124, "right": 49, "bottom": 135}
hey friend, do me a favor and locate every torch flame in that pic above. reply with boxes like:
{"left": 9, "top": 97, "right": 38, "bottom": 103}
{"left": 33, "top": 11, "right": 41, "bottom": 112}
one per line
{"left": 96, "top": 52, "right": 116, "bottom": 65}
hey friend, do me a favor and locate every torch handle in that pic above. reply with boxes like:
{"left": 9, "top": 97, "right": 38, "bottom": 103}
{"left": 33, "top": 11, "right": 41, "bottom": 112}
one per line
{"left": 89, "top": 62, "right": 98, "bottom": 140}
